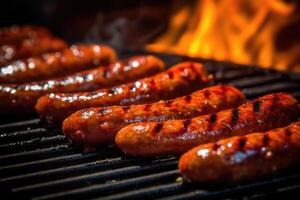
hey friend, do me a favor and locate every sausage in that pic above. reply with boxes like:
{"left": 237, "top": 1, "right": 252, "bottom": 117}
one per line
{"left": 35, "top": 62, "right": 210, "bottom": 124}
{"left": 0, "top": 44, "right": 117, "bottom": 83}
{"left": 63, "top": 85, "right": 245, "bottom": 145}
{"left": 115, "top": 93, "right": 299, "bottom": 157}
{"left": 0, "top": 37, "right": 67, "bottom": 66}
{"left": 0, "top": 55, "right": 164, "bottom": 115}
{"left": 0, "top": 25, "right": 51, "bottom": 45}
{"left": 179, "top": 120, "right": 300, "bottom": 183}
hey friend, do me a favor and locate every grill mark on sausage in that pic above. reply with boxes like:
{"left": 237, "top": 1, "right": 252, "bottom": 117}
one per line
{"left": 164, "top": 100, "right": 173, "bottom": 107}
{"left": 108, "top": 88, "right": 116, "bottom": 95}
{"left": 212, "top": 142, "right": 221, "bottom": 151}
{"left": 253, "top": 100, "right": 261, "bottom": 113}
{"left": 129, "top": 84, "right": 136, "bottom": 93}
{"left": 219, "top": 85, "right": 228, "bottom": 105}
{"left": 185, "top": 95, "right": 192, "bottom": 103}
{"left": 231, "top": 108, "right": 239, "bottom": 126}
{"left": 182, "top": 119, "right": 192, "bottom": 133}
{"left": 270, "top": 94, "right": 279, "bottom": 109}
{"left": 263, "top": 134, "right": 270, "bottom": 146}
{"left": 285, "top": 128, "right": 292, "bottom": 144}
{"left": 102, "top": 68, "right": 108, "bottom": 79}
{"left": 207, "top": 113, "right": 217, "bottom": 131}
{"left": 238, "top": 137, "right": 246, "bottom": 150}
{"left": 144, "top": 104, "right": 152, "bottom": 111}
{"left": 285, "top": 128, "right": 292, "bottom": 137}
{"left": 204, "top": 90, "right": 210, "bottom": 98}
{"left": 98, "top": 108, "right": 107, "bottom": 115}
{"left": 154, "top": 123, "right": 163, "bottom": 134}
{"left": 149, "top": 79, "right": 156, "bottom": 90}
{"left": 122, "top": 105, "right": 130, "bottom": 112}
{"left": 168, "top": 71, "right": 174, "bottom": 79}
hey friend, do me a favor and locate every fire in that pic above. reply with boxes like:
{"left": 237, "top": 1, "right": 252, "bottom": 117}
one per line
{"left": 146, "top": 0, "right": 300, "bottom": 72}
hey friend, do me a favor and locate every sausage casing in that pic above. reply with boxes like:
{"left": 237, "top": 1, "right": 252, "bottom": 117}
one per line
{"left": 179, "top": 121, "right": 300, "bottom": 183}
{"left": 0, "top": 37, "right": 67, "bottom": 66}
{"left": 0, "top": 25, "right": 51, "bottom": 45}
{"left": 0, "top": 55, "right": 164, "bottom": 115}
{"left": 35, "top": 62, "right": 210, "bottom": 124}
{"left": 63, "top": 85, "right": 245, "bottom": 145}
{"left": 115, "top": 93, "right": 299, "bottom": 157}
{"left": 0, "top": 44, "right": 117, "bottom": 83}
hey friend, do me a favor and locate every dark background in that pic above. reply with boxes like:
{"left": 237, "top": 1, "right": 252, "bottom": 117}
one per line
{"left": 0, "top": 0, "right": 183, "bottom": 49}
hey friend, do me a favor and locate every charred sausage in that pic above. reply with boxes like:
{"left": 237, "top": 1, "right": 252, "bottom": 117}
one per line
{"left": 35, "top": 62, "right": 210, "bottom": 124}
{"left": 63, "top": 85, "right": 245, "bottom": 145}
{"left": 0, "top": 44, "right": 117, "bottom": 83}
{"left": 179, "top": 121, "right": 300, "bottom": 183}
{"left": 115, "top": 93, "right": 299, "bottom": 157}
{"left": 0, "top": 37, "right": 67, "bottom": 66}
{"left": 0, "top": 25, "right": 51, "bottom": 45}
{"left": 0, "top": 55, "right": 164, "bottom": 115}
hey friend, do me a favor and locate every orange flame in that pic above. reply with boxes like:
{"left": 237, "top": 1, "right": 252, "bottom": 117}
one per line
{"left": 146, "top": 0, "right": 300, "bottom": 72}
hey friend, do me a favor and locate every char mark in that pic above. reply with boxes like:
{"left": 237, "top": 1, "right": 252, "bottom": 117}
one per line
{"left": 285, "top": 128, "right": 292, "bottom": 144}
{"left": 122, "top": 106, "right": 130, "bottom": 112}
{"left": 149, "top": 79, "right": 156, "bottom": 90}
{"left": 102, "top": 68, "right": 108, "bottom": 78}
{"left": 182, "top": 119, "right": 192, "bottom": 133}
{"left": 263, "top": 134, "right": 269, "bottom": 146}
{"left": 168, "top": 71, "right": 174, "bottom": 79}
{"left": 164, "top": 100, "right": 173, "bottom": 107}
{"left": 238, "top": 137, "right": 246, "bottom": 150}
{"left": 154, "top": 123, "right": 163, "bottom": 133}
{"left": 129, "top": 84, "right": 136, "bottom": 93}
{"left": 204, "top": 90, "right": 210, "bottom": 98}
{"left": 209, "top": 113, "right": 217, "bottom": 124}
{"left": 285, "top": 128, "right": 292, "bottom": 137}
{"left": 144, "top": 104, "right": 152, "bottom": 111}
{"left": 231, "top": 108, "right": 239, "bottom": 126}
{"left": 253, "top": 100, "right": 261, "bottom": 113}
{"left": 270, "top": 94, "right": 279, "bottom": 109}
{"left": 185, "top": 95, "right": 192, "bottom": 103}
{"left": 212, "top": 142, "right": 221, "bottom": 151}
{"left": 108, "top": 88, "right": 115, "bottom": 95}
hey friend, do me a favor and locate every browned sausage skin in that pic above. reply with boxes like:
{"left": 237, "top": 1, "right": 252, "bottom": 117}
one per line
{"left": 0, "top": 44, "right": 117, "bottom": 83}
{"left": 63, "top": 85, "right": 245, "bottom": 145}
{"left": 115, "top": 93, "right": 299, "bottom": 157}
{"left": 35, "top": 62, "right": 210, "bottom": 124}
{"left": 0, "top": 37, "right": 67, "bottom": 66}
{"left": 179, "top": 121, "right": 300, "bottom": 183}
{"left": 0, "top": 25, "right": 51, "bottom": 45}
{"left": 0, "top": 55, "right": 164, "bottom": 115}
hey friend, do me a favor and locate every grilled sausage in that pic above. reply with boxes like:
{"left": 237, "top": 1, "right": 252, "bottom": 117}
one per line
{"left": 115, "top": 93, "right": 299, "bottom": 157}
{"left": 0, "top": 55, "right": 164, "bottom": 115}
{"left": 0, "top": 44, "right": 117, "bottom": 83}
{"left": 63, "top": 85, "right": 245, "bottom": 145}
{"left": 36, "top": 62, "right": 210, "bottom": 124}
{"left": 179, "top": 121, "right": 300, "bottom": 183}
{"left": 0, "top": 25, "right": 51, "bottom": 45}
{"left": 0, "top": 37, "right": 67, "bottom": 66}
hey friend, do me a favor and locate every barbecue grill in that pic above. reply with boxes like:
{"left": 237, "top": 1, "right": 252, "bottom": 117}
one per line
{"left": 0, "top": 52, "right": 299, "bottom": 200}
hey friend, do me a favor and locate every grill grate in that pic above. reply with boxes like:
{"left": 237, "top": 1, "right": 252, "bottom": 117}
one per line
{"left": 0, "top": 53, "right": 300, "bottom": 200}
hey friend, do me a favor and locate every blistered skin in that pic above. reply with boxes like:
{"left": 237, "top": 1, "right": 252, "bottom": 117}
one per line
{"left": 0, "top": 55, "right": 163, "bottom": 115}
{"left": 179, "top": 121, "right": 300, "bottom": 183}
{"left": 36, "top": 62, "right": 210, "bottom": 124}
{"left": 0, "top": 44, "right": 117, "bottom": 83}
{"left": 0, "top": 37, "right": 67, "bottom": 66}
{"left": 63, "top": 85, "right": 245, "bottom": 145}
{"left": 0, "top": 25, "right": 51, "bottom": 45}
{"left": 115, "top": 93, "right": 299, "bottom": 157}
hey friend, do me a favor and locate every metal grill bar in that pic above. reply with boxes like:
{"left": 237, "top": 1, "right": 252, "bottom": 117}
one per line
{"left": 1, "top": 53, "right": 300, "bottom": 200}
